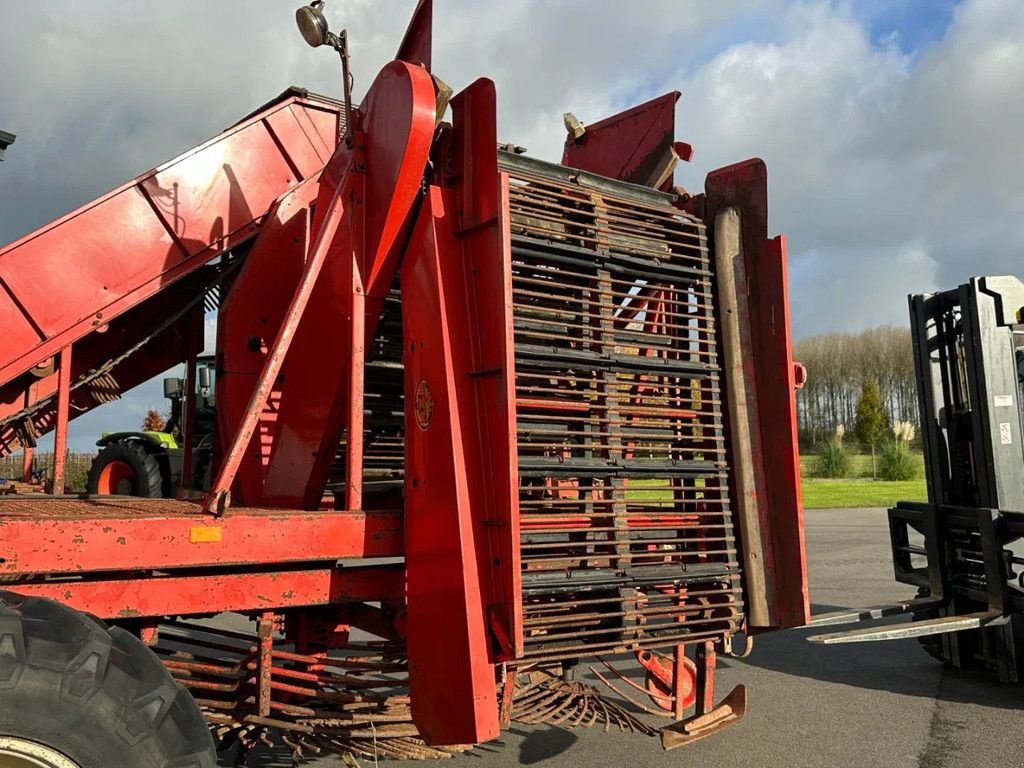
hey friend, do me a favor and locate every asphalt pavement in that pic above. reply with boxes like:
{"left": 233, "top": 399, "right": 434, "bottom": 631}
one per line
{"left": 235, "top": 508, "right": 1024, "bottom": 768}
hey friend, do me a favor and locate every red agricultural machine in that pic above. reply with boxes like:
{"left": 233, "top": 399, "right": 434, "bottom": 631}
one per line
{"left": 0, "top": 3, "right": 808, "bottom": 766}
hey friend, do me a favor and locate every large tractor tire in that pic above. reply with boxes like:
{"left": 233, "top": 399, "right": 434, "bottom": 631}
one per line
{"left": 87, "top": 441, "right": 163, "bottom": 497}
{"left": 0, "top": 592, "right": 216, "bottom": 768}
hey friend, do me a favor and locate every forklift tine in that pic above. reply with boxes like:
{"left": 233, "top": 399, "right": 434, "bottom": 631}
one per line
{"left": 808, "top": 610, "right": 1008, "bottom": 645}
{"left": 806, "top": 596, "right": 945, "bottom": 628}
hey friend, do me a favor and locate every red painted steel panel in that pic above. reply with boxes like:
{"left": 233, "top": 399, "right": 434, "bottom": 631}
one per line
{"left": 397, "top": 0, "right": 432, "bottom": 70}
{"left": 259, "top": 60, "right": 437, "bottom": 509}
{"left": 0, "top": 498, "right": 401, "bottom": 575}
{"left": 705, "top": 159, "right": 808, "bottom": 630}
{"left": 0, "top": 93, "right": 341, "bottom": 386}
{"left": 141, "top": 124, "right": 294, "bottom": 258}
{"left": 438, "top": 80, "right": 522, "bottom": 659}
{"left": 215, "top": 181, "right": 317, "bottom": 504}
{"left": 300, "top": 102, "right": 342, "bottom": 152}
{"left": 0, "top": 282, "right": 42, "bottom": 354}
{"left": 561, "top": 91, "right": 681, "bottom": 189}
{"left": 402, "top": 187, "right": 501, "bottom": 745}
{"left": 13, "top": 565, "right": 404, "bottom": 620}
{"left": 0, "top": 187, "right": 184, "bottom": 341}
{"left": 264, "top": 106, "right": 330, "bottom": 180}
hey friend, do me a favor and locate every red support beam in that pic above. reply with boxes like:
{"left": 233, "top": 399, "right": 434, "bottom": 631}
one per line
{"left": 0, "top": 498, "right": 401, "bottom": 575}
{"left": 10, "top": 564, "right": 403, "bottom": 620}
{"left": 51, "top": 347, "right": 71, "bottom": 494}
{"left": 20, "top": 446, "right": 32, "bottom": 484}
{"left": 704, "top": 159, "right": 809, "bottom": 631}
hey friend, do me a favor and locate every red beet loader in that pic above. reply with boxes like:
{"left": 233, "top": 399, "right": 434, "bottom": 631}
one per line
{"left": 0, "top": 3, "right": 808, "bottom": 765}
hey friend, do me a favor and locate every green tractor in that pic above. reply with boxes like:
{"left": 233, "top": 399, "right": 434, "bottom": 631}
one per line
{"left": 86, "top": 357, "right": 216, "bottom": 497}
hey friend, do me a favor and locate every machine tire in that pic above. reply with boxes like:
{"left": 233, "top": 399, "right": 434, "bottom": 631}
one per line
{"left": 87, "top": 441, "right": 164, "bottom": 497}
{"left": 0, "top": 592, "right": 216, "bottom": 768}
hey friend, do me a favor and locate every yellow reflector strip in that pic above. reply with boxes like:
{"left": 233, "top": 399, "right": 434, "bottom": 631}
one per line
{"left": 189, "top": 526, "right": 223, "bottom": 544}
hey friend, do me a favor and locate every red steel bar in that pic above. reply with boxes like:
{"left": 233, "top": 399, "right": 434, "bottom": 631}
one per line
{"left": 50, "top": 347, "right": 71, "bottom": 494}
{"left": 10, "top": 565, "right": 403, "bottom": 619}
{"left": 204, "top": 183, "right": 348, "bottom": 514}
{"left": 345, "top": 261, "right": 366, "bottom": 511}
{"left": 257, "top": 612, "right": 275, "bottom": 717}
{"left": 0, "top": 499, "right": 401, "bottom": 575}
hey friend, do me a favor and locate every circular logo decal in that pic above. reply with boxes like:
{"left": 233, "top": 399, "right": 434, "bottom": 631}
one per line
{"left": 414, "top": 379, "right": 433, "bottom": 431}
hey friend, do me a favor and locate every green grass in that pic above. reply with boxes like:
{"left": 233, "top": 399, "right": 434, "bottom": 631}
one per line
{"left": 800, "top": 450, "right": 926, "bottom": 508}
{"left": 801, "top": 478, "right": 926, "bottom": 509}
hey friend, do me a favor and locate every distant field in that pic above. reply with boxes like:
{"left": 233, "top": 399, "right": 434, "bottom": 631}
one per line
{"left": 800, "top": 450, "right": 927, "bottom": 509}
{"left": 799, "top": 451, "right": 925, "bottom": 479}
{"left": 1, "top": 450, "right": 927, "bottom": 508}
{"left": 0, "top": 452, "right": 95, "bottom": 493}
{"left": 801, "top": 479, "right": 926, "bottom": 509}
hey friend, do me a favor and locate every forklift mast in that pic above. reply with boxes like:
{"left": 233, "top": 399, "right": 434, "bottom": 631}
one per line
{"left": 810, "top": 276, "right": 1024, "bottom": 683}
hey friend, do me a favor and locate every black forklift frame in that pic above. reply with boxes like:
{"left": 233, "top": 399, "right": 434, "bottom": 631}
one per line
{"left": 809, "top": 276, "right": 1024, "bottom": 683}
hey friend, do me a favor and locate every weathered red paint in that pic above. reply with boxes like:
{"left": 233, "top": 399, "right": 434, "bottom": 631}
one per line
{"left": 0, "top": 498, "right": 401, "bottom": 574}
{"left": 561, "top": 91, "right": 685, "bottom": 190}
{"left": 0, "top": 0, "right": 808, "bottom": 751}
{"left": 50, "top": 347, "right": 71, "bottom": 493}
{"left": 255, "top": 59, "right": 438, "bottom": 511}
{"left": 11, "top": 564, "right": 403, "bottom": 619}
{"left": 402, "top": 187, "right": 501, "bottom": 745}
{"left": 0, "top": 91, "right": 341, "bottom": 387}
{"left": 704, "top": 159, "right": 809, "bottom": 630}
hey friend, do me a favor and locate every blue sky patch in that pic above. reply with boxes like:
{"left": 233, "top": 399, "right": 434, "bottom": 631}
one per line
{"left": 853, "top": 0, "right": 959, "bottom": 53}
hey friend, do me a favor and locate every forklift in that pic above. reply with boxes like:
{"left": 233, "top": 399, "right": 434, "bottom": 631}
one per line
{"left": 810, "top": 276, "right": 1024, "bottom": 682}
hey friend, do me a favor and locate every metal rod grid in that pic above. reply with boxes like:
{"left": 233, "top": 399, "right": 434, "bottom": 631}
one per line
{"left": 507, "top": 170, "right": 741, "bottom": 660}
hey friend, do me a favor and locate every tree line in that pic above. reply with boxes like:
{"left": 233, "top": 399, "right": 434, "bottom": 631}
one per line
{"left": 793, "top": 325, "right": 917, "bottom": 448}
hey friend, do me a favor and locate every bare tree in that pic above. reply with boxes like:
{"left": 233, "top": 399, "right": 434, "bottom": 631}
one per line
{"left": 794, "top": 325, "right": 915, "bottom": 449}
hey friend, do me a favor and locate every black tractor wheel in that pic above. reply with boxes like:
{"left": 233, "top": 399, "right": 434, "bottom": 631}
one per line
{"left": 87, "top": 441, "right": 164, "bottom": 497}
{"left": 0, "top": 591, "right": 216, "bottom": 768}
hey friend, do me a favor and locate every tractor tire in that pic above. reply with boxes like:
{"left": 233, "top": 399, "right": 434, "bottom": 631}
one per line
{"left": 0, "top": 591, "right": 216, "bottom": 768}
{"left": 87, "top": 441, "right": 164, "bottom": 497}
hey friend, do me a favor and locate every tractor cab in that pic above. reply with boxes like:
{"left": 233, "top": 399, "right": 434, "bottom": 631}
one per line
{"left": 87, "top": 355, "right": 216, "bottom": 496}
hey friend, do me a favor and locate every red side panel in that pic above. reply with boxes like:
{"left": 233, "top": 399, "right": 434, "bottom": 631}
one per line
{"left": 705, "top": 159, "right": 808, "bottom": 630}
{"left": 0, "top": 272, "right": 206, "bottom": 454}
{"left": 402, "top": 186, "right": 500, "bottom": 745}
{"left": 396, "top": 0, "right": 432, "bottom": 70}
{"left": 561, "top": 91, "right": 684, "bottom": 190}
{"left": 0, "top": 499, "right": 400, "bottom": 575}
{"left": 250, "top": 61, "right": 437, "bottom": 509}
{"left": 215, "top": 180, "right": 318, "bottom": 504}
{"left": 0, "top": 95, "right": 342, "bottom": 459}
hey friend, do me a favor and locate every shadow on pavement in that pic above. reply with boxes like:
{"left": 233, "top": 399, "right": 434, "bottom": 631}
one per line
{"left": 733, "top": 602, "right": 1022, "bottom": 710}
{"left": 508, "top": 726, "right": 578, "bottom": 764}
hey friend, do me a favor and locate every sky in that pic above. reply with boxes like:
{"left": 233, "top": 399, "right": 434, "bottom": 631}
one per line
{"left": 1, "top": 0, "right": 1022, "bottom": 449}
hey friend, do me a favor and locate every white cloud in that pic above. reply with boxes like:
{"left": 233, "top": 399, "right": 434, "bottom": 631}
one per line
{"left": 669, "top": 0, "right": 1024, "bottom": 333}
{"left": 1, "top": 0, "right": 1022, "bottom": 446}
